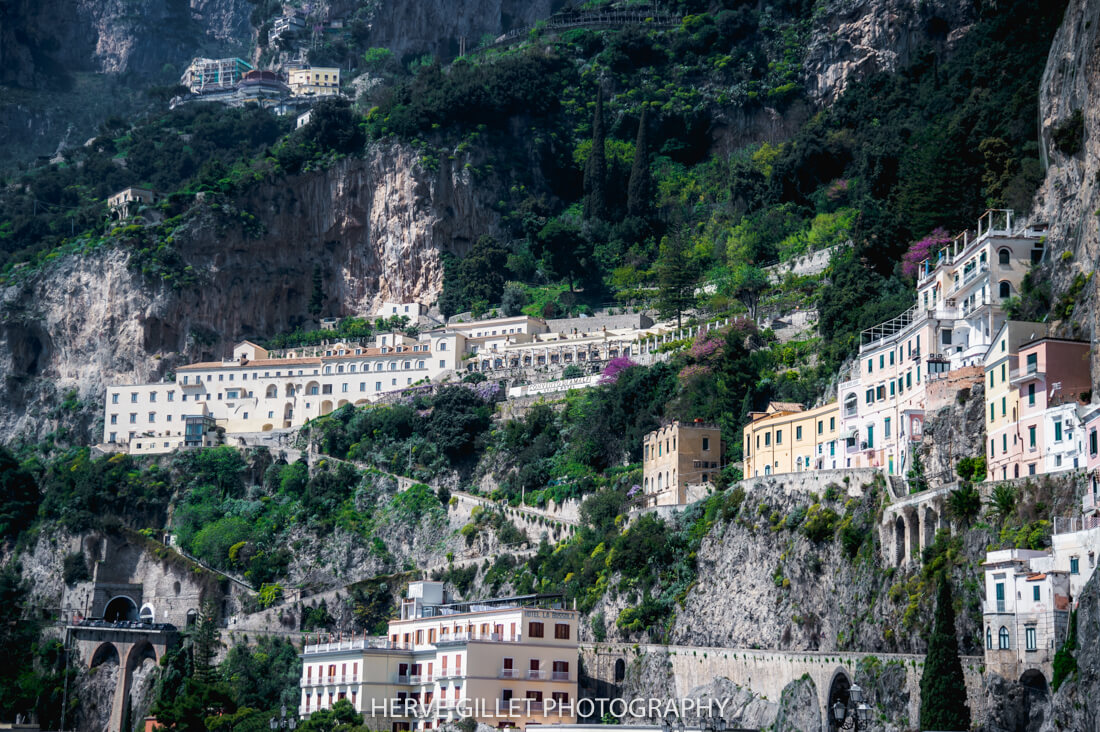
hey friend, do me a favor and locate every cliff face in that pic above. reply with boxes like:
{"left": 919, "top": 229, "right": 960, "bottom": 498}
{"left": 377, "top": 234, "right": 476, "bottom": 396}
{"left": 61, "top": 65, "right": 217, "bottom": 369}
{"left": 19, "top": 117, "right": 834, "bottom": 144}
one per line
{"left": 0, "top": 143, "right": 500, "bottom": 441}
{"left": 803, "top": 0, "right": 975, "bottom": 102}
{"left": 1031, "top": 0, "right": 1100, "bottom": 377}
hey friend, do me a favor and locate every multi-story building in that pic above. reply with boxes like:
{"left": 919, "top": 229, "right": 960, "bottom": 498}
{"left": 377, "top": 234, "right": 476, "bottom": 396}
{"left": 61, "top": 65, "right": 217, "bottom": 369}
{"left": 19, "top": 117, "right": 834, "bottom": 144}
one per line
{"left": 742, "top": 401, "right": 840, "bottom": 477}
{"left": 107, "top": 187, "right": 161, "bottom": 219}
{"left": 839, "top": 209, "right": 1046, "bottom": 475}
{"left": 1083, "top": 407, "right": 1100, "bottom": 515}
{"left": 981, "top": 548, "right": 1070, "bottom": 684}
{"left": 1009, "top": 338, "right": 1091, "bottom": 479}
{"left": 180, "top": 57, "right": 255, "bottom": 93}
{"left": 642, "top": 421, "right": 723, "bottom": 505}
{"left": 288, "top": 66, "right": 341, "bottom": 96}
{"left": 984, "top": 322, "right": 1049, "bottom": 481}
{"left": 102, "top": 313, "right": 668, "bottom": 454}
{"left": 299, "top": 582, "right": 578, "bottom": 730}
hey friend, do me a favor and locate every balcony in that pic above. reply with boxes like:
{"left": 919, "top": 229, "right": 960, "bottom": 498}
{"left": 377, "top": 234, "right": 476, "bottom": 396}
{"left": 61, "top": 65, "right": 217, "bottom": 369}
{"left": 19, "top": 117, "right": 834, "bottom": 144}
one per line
{"left": 500, "top": 668, "right": 519, "bottom": 679}
{"left": 551, "top": 671, "right": 570, "bottom": 681}
{"left": 1010, "top": 367, "right": 1044, "bottom": 386}
{"left": 527, "top": 669, "right": 547, "bottom": 680}
{"left": 1083, "top": 492, "right": 1099, "bottom": 515}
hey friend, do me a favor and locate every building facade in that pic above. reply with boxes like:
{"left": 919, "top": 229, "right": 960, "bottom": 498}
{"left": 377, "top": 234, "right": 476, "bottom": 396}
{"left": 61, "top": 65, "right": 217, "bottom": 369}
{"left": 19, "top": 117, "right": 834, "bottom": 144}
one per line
{"left": 299, "top": 582, "right": 579, "bottom": 730}
{"left": 288, "top": 66, "right": 341, "bottom": 96}
{"left": 743, "top": 401, "right": 840, "bottom": 477}
{"left": 642, "top": 421, "right": 723, "bottom": 505}
{"left": 180, "top": 57, "right": 254, "bottom": 93}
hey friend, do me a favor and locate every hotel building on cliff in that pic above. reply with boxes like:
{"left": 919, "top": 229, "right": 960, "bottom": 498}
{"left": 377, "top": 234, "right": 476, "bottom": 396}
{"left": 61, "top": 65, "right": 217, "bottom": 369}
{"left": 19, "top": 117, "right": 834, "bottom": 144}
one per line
{"left": 298, "top": 582, "right": 578, "bottom": 730}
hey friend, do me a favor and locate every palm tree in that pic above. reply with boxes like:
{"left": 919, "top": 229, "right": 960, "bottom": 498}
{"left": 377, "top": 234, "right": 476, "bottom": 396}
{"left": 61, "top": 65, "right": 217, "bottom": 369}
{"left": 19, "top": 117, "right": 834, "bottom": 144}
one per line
{"left": 988, "top": 483, "right": 1016, "bottom": 523}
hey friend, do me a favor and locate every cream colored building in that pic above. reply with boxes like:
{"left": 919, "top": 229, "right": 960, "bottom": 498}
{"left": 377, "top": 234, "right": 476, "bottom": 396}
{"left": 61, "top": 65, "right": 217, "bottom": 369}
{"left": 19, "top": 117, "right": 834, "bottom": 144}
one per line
{"left": 984, "top": 322, "right": 1049, "bottom": 482}
{"left": 300, "top": 582, "right": 579, "bottom": 730}
{"left": 642, "top": 421, "right": 722, "bottom": 506}
{"left": 743, "top": 401, "right": 840, "bottom": 478}
{"left": 288, "top": 66, "right": 341, "bottom": 96}
{"left": 108, "top": 187, "right": 160, "bottom": 219}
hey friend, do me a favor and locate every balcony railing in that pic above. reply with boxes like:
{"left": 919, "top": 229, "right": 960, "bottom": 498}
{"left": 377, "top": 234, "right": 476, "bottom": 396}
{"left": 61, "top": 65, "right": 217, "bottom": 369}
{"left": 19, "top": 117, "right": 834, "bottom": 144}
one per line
{"left": 551, "top": 671, "right": 570, "bottom": 681}
{"left": 527, "top": 669, "right": 547, "bottom": 680}
{"left": 500, "top": 668, "right": 518, "bottom": 678}
{"left": 1083, "top": 492, "right": 1099, "bottom": 514}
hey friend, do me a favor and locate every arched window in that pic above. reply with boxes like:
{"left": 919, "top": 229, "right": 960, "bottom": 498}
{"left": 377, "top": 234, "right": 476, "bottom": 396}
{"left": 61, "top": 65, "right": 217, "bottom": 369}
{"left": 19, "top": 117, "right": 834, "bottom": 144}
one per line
{"left": 656, "top": 473, "right": 663, "bottom": 492}
{"left": 999, "top": 626, "right": 1010, "bottom": 649}
{"left": 986, "top": 627, "right": 992, "bottom": 650}
{"left": 614, "top": 658, "right": 626, "bottom": 682}
{"left": 764, "top": 465, "right": 771, "bottom": 476}
{"left": 999, "top": 281, "right": 1011, "bottom": 298}
{"left": 266, "top": 385, "right": 277, "bottom": 398}
{"left": 999, "top": 249, "right": 1011, "bottom": 265}
{"left": 796, "top": 456, "right": 803, "bottom": 471}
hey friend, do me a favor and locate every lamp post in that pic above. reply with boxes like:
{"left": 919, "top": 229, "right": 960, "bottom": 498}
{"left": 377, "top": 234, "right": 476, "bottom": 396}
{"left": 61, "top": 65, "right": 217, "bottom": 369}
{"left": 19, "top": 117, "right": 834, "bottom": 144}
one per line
{"left": 270, "top": 705, "right": 297, "bottom": 730}
{"left": 830, "top": 684, "right": 872, "bottom": 731}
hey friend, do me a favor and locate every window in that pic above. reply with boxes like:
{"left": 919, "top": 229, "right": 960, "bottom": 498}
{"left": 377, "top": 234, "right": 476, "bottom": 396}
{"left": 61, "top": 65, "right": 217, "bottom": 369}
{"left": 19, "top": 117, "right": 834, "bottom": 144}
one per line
{"left": 167, "top": 392, "right": 174, "bottom": 402}
{"left": 990, "top": 371, "right": 995, "bottom": 388}
{"left": 986, "top": 627, "right": 992, "bottom": 650}
{"left": 702, "top": 437, "right": 710, "bottom": 451}
{"left": 1025, "top": 626, "right": 1037, "bottom": 651}
{"left": 131, "top": 393, "right": 138, "bottom": 403}
{"left": 829, "top": 417, "right": 835, "bottom": 430}
{"left": 1029, "top": 426, "right": 1037, "bottom": 448}
{"left": 867, "top": 358, "right": 873, "bottom": 374}
{"left": 796, "top": 426, "right": 802, "bottom": 440}
{"left": 554, "top": 623, "right": 570, "bottom": 639}
{"left": 996, "top": 581, "right": 1005, "bottom": 612}
{"left": 1092, "top": 429, "right": 1098, "bottom": 456}
{"left": 1026, "top": 353, "right": 1038, "bottom": 373}
{"left": 129, "top": 413, "right": 137, "bottom": 424}
{"left": 879, "top": 354, "right": 884, "bottom": 369}
{"left": 1054, "top": 420, "right": 1063, "bottom": 441}
{"left": 884, "top": 417, "right": 891, "bottom": 439}
{"left": 776, "top": 430, "right": 782, "bottom": 445}
{"left": 866, "top": 425, "right": 874, "bottom": 449}
{"left": 1028, "top": 383, "right": 1036, "bottom": 406}
{"left": 890, "top": 381, "right": 895, "bottom": 397}
{"left": 889, "top": 351, "right": 895, "bottom": 366}
{"left": 1071, "top": 557, "right": 1080, "bottom": 574}
{"left": 111, "top": 393, "right": 119, "bottom": 404}
{"left": 1033, "top": 586, "right": 1040, "bottom": 602}
{"left": 866, "top": 389, "right": 874, "bottom": 404}
{"left": 110, "top": 414, "right": 117, "bottom": 425}
{"left": 528, "top": 622, "right": 544, "bottom": 638}
{"left": 764, "top": 432, "right": 770, "bottom": 447}
{"left": 1002, "top": 396, "right": 1007, "bottom": 417}
{"left": 999, "top": 626, "right": 1010, "bottom": 650}
{"left": 999, "top": 281, "right": 1010, "bottom": 298}
{"left": 999, "top": 248, "right": 1010, "bottom": 265}
{"left": 941, "top": 329, "right": 952, "bottom": 345}
{"left": 990, "top": 438, "right": 995, "bottom": 456}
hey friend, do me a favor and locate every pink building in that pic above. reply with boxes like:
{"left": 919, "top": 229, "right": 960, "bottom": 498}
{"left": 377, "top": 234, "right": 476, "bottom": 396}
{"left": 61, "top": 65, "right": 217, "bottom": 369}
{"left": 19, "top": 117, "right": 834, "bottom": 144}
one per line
{"left": 1010, "top": 338, "right": 1092, "bottom": 479}
{"left": 1084, "top": 408, "right": 1100, "bottom": 515}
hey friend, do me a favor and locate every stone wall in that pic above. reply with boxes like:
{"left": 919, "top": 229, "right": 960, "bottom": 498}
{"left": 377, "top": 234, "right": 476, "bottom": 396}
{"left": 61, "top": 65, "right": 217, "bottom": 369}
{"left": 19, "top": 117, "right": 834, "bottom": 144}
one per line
{"left": 739, "top": 467, "right": 882, "bottom": 498}
{"left": 581, "top": 641, "right": 988, "bottom": 730}
{"left": 546, "top": 313, "right": 654, "bottom": 334}
{"left": 925, "top": 366, "right": 984, "bottom": 412}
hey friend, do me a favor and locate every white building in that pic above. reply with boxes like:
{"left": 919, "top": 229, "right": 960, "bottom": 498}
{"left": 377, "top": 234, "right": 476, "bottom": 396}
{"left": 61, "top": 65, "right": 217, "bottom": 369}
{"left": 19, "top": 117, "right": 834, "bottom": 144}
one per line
{"left": 300, "top": 582, "right": 579, "bottom": 730}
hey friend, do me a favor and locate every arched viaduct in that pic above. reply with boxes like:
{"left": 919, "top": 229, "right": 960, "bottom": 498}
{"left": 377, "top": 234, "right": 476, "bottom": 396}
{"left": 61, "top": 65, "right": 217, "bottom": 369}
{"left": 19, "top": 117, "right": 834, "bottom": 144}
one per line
{"left": 68, "top": 594, "right": 178, "bottom": 732}
{"left": 879, "top": 485, "right": 952, "bottom": 566}
{"left": 581, "top": 642, "right": 986, "bottom": 731}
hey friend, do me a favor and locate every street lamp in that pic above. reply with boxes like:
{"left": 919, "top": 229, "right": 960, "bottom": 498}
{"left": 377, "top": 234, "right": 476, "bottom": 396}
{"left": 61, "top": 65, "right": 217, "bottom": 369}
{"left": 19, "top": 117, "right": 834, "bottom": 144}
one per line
{"left": 831, "top": 684, "right": 872, "bottom": 731}
{"left": 271, "top": 704, "right": 297, "bottom": 730}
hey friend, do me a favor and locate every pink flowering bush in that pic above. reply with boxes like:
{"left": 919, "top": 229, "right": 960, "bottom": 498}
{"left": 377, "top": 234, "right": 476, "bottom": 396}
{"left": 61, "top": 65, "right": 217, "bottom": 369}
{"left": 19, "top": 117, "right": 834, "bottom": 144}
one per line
{"left": 600, "top": 356, "right": 638, "bottom": 385}
{"left": 902, "top": 228, "right": 951, "bottom": 278}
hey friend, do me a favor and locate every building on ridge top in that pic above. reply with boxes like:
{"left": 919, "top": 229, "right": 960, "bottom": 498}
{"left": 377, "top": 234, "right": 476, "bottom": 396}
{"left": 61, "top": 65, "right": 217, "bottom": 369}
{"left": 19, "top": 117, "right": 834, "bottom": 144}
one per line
{"left": 742, "top": 401, "right": 840, "bottom": 478}
{"left": 298, "top": 581, "right": 579, "bottom": 729}
{"left": 642, "top": 420, "right": 723, "bottom": 506}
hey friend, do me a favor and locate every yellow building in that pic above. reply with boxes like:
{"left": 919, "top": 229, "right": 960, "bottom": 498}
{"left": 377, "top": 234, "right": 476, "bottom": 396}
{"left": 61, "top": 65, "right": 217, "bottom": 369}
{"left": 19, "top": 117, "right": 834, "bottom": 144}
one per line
{"left": 743, "top": 401, "right": 841, "bottom": 477}
{"left": 288, "top": 66, "right": 341, "bottom": 96}
{"left": 299, "top": 582, "right": 578, "bottom": 730}
{"left": 642, "top": 420, "right": 723, "bottom": 506}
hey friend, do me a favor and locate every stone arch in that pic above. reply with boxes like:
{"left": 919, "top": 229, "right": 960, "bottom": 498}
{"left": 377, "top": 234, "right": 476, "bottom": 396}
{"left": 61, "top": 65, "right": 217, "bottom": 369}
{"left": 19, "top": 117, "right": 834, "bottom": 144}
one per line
{"left": 905, "top": 507, "right": 920, "bottom": 563}
{"left": 139, "top": 603, "right": 155, "bottom": 623}
{"left": 265, "top": 384, "right": 278, "bottom": 398}
{"left": 354, "top": 399, "right": 368, "bottom": 406}
{"left": 186, "top": 608, "right": 198, "bottom": 627}
{"left": 320, "top": 400, "right": 333, "bottom": 415}
{"left": 127, "top": 640, "right": 158, "bottom": 673}
{"left": 337, "top": 399, "right": 349, "bottom": 408}
{"left": 614, "top": 658, "right": 626, "bottom": 682}
{"left": 1020, "top": 668, "right": 1048, "bottom": 694}
{"left": 826, "top": 667, "right": 853, "bottom": 732}
{"left": 104, "top": 595, "right": 138, "bottom": 622}
{"left": 285, "top": 383, "right": 296, "bottom": 397}
{"left": 894, "top": 515, "right": 906, "bottom": 566}
{"left": 923, "top": 505, "right": 938, "bottom": 548}
{"left": 90, "top": 641, "right": 120, "bottom": 669}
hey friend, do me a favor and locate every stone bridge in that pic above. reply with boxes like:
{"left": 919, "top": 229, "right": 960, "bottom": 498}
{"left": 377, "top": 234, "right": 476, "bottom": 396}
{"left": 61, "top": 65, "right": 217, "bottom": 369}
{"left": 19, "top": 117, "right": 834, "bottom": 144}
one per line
{"left": 581, "top": 642, "right": 986, "bottom": 731}
{"left": 68, "top": 621, "right": 178, "bottom": 732}
{"left": 880, "top": 484, "right": 953, "bottom": 566}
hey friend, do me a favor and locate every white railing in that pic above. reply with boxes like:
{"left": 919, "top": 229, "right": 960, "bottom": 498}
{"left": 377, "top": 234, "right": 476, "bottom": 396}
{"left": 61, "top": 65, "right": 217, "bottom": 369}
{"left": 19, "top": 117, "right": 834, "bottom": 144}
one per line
{"left": 527, "top": 669, "right": 546, "bottom": 679}
{"left": 551, "top": 671, "right": 570, "bottom": 681}
{"left": 304, "top": 637, "right": 405, "bottom": 654}
{"left": 500, "top": 668, "right": 518, "bottom": 678}
{"left": 1054, "top": 516, "right": 1100, "bottom": 535}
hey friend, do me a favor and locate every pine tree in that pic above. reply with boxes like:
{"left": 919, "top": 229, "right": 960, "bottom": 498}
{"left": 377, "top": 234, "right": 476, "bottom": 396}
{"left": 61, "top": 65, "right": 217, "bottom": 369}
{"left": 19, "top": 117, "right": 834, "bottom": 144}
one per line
{"left": 192, "top": 600, "right": 221, "bottom": 684}
{"left": 308, "top": 264, "right": 325, "bottom": 317}
{"left": 919, "top": 574, "right": 971, "bottom": 731}
{"left": 655, "top": 233, "right": 697, "bottom": 328}
{"left": 583, "top": 88, "right": 608, "bottom": 221}
{"left": 627, "top": 106, "right": 651, "bottom": 218}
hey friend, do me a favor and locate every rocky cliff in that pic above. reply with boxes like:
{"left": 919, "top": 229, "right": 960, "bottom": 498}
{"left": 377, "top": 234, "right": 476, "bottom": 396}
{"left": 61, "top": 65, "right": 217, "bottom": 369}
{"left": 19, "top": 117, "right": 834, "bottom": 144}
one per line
{"left": 803, "top": 0, "right": 975, "bottom": 102}
{"left": 1031, "top": 0, "right": 1100, "bottom": 379}
{"left": 0, "top": 143, "right": 501, "bottom": 441}
{"left": 1039, "top": 567, "right": 1100, "bottom": 731}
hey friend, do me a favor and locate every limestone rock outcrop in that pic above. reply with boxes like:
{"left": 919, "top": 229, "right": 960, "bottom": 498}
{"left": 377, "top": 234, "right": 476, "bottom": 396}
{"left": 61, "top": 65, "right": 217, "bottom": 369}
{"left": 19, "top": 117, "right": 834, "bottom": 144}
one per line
{"left": 0, "top": 143, "right": 500, "bottom": 442}
{"left": 803, "top": 0, "right": 975, "bottom": 102}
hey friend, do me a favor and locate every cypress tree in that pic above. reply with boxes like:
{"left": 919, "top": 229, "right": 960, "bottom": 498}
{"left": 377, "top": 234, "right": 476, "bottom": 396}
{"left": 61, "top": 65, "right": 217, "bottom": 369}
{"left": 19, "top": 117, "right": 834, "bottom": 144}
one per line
{"left": 627, "top": 106, "right": 651, "bottom": 218}
{"left": 583, "top": 87, "right": 608, "bottom": 221}
{"left": 919, "top": 574, "right": 971, "bottom": 731}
